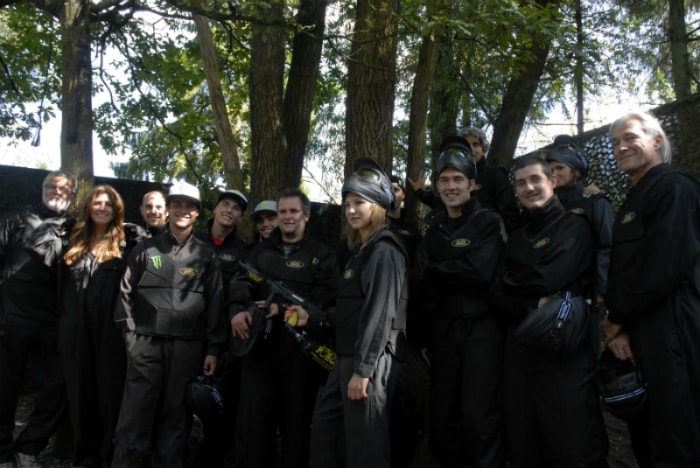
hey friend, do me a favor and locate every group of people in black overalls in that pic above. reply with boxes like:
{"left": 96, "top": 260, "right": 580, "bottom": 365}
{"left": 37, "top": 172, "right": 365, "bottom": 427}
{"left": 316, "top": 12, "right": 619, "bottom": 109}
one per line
{"left": 2, "top": 109, "right": 700, "bottom": 468}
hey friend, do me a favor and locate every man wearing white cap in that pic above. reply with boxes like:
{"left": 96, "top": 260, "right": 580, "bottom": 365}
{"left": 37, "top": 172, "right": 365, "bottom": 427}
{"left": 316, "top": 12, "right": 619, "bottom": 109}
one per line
{"left": 113, "top": 182, "right": 226, "bottom": 467}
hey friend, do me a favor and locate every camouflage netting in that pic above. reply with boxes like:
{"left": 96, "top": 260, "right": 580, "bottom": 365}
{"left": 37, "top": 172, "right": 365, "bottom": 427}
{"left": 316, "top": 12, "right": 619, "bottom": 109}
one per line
{"left": 528, "top": 93, "right": 700, "bottom": 211}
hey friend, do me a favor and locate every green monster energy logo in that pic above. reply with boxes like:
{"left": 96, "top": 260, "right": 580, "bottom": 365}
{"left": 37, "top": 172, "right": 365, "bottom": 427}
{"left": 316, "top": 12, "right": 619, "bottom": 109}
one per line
{"left": 151, "top": 255, "right": 162, "bottom": 269}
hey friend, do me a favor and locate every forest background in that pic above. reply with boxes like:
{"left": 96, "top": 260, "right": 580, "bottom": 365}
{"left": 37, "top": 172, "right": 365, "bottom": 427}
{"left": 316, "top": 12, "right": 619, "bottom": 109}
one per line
{"left": 1, "top": 0, "right": 699, "bottom": 223}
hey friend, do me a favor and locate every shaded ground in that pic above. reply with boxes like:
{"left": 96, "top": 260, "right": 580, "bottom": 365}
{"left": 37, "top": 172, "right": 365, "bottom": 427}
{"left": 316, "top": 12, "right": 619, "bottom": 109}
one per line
{"left": 17, "top": 395, "right": 638, "bottom": 468}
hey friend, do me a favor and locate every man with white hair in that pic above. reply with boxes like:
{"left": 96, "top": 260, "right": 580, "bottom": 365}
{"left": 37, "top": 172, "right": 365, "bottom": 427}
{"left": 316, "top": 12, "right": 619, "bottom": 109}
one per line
{"left": 0, "top": 170, "right": 77, "bottom": 468}
{"left": 603, "top": 111, "right": 700, "bottom": 467}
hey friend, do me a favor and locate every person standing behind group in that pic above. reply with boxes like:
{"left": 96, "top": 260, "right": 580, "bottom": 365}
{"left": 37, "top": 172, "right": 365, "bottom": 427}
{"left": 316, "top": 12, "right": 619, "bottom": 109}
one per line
{"left": 409, "top": 129, "right": 521, "bottom": 233}
{"left": 489, "top": 155, "right": 608, "bottom": 467}
{"left": 59, "top": 185, "right": 145, "bottom": 468}
{"left": 288, "top": 159, "right": 408, "bottom": 468}
{"left": 603, "top": 111, "right": 700, "bottom": 467}
{"left": 112, "top": 182, "right": 226, "bottom": 467}
{"left": 250, "top": 200, "right": 278, "bottom": 242}
{"left": 0, "top": 170, "right": 77, "bottom": 468}
{"left": 231, "top": 188, "right": 336, "bottom": 468}
{"left": 546, "top": 135, "right": 613, "bottom": 348}
{"left": 138, "top": 191, "right": 167, "bottom": 237}
{"left": 194, "top": 189, "right": 250, "bottom": 467}
{"left": 417, "top": 145, "right": 506, "bottom": 468}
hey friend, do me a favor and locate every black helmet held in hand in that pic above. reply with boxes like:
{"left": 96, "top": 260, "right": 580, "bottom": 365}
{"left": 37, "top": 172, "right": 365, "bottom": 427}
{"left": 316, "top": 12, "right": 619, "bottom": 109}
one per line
{"left": 341, "top": 158, "right": 394, "bottom": 210}
{"left": 186, "top": 375, "right": 225, "bottom": 424}
{"left": 597, "top": 347, "right": 647, "bottom": 419}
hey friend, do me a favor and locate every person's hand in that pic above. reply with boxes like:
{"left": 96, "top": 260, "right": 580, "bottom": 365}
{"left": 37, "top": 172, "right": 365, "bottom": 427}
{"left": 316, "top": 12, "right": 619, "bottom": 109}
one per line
{"left": 347, "top": 375, "right": 369, "bottom": 400}
{"left": 285, "top": 305, "right": 309, "bottom": 327}
{"left": 607, "top": 333, "right": 636, "bottom": 365}
{"left": 537, "top": 296, "right": 549, "bottom": 308}
{"left": 601, "top": 315, "right": 622, "bottom": 344}
{"left": 203, "top": 355, "right": 218, "bottom": 376}
{"left": 408, "top": 171, "right": 427, "bottom": 192}
{"left": 583, "top": 184, "right": 601, "bottom": 196}
{"left": 255, "top": 300, "right": 280, "bottom": 319}
{"left": 231, "top": 311, "right": 252, "bottom": 339}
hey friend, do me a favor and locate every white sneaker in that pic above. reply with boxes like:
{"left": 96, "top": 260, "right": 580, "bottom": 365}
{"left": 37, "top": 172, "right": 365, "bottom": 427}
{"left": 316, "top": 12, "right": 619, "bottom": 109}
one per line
{"left": 14, "top": 453, "right": 41, "bottom": 468}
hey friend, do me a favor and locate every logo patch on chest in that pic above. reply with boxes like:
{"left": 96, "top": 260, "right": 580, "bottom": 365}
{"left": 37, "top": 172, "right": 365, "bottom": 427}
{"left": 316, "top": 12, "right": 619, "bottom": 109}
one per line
{"left": 286, "top": 260, "right": 305, "bottom": 269}
{"left": 179, "top": 267, "right": 197, "bottom": 277}
{"left": 219, "top": 253, "right": 236, "bottom": 262}
{"left": 451, "top": 238, "right": 471, "bottom": 248}
{"left": 621, "top": 212, "right": 636, "bottom": 224}
{"left": 570, "top": 208, "right": 584, "bottom": 215}
{"left": 343, "top": 269, "right": 354, "bottom": 280}
{"left": 151, "top": 256, "right": 162, "bottom": 269}
{"left": 534, "top": 237, "right": 550, "bottom": 249}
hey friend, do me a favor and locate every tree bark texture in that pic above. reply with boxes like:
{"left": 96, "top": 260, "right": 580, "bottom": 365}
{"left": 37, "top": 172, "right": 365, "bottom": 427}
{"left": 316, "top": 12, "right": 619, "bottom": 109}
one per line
{"left": 488, "top": 0, "right": 561, "bottom": 171}
{"left": 60, "top": 0, "right": 94, "bottom": 188}
{"left": 345, "top": 0, "right": 400, "bottom": 177}
{"left": 249, "top": 0, "right": 288, "bottom": 203}
{"left": 406, "top": 25, "right": 443, "bottom": 224}
{"left": 668, "top": 0, "right": 692, "bottom": 99}
{"left": 192, "top": 1, "right": 245, "bottom": 192}
{"left": 283, "top": 0, "right": 327, "bottom": 187}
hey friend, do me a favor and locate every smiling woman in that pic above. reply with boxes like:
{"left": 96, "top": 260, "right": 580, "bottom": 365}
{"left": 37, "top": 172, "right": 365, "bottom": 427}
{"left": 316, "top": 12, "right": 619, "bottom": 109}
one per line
{"left": 60, "top": 184, "right": 146, "bottom": 467}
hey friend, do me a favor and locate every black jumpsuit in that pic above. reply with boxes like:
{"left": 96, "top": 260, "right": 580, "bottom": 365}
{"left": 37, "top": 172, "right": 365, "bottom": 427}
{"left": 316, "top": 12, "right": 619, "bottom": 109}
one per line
{"left": 607, "top": 164, "right": 700, "bottom": 467}
{"left": 490, "top": 197, "right": 608, "bottom": 468}
{"left": 418, "top": 197, "right": 506, "bottom": 468}
{"left": 234, "top": 228, "right": 336, "bottom": 468}
{"left": 112, "top": 231, "right": 226, "bottom": 467}
{"left": 310, "top": 226, "right": 408, "bottom": 468}
{"left": 0, "top": 204, "right": 73, "bottom": 463}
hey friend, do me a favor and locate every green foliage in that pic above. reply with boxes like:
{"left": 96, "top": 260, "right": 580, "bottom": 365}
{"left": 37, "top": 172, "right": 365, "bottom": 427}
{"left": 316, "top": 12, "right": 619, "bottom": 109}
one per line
{"left": 0, "top": 5, "right": 60, "bottom": 141}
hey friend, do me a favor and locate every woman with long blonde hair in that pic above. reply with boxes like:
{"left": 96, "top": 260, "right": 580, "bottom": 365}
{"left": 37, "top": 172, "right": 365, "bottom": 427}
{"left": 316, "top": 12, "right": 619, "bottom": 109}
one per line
{"left": 60, "top": 185, "right": 143, "bottom": 467}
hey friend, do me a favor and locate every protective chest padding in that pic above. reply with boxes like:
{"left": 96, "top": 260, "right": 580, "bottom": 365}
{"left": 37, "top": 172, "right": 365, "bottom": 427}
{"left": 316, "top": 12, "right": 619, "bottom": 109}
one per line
{"left": 254, "top": 242, "right": 322, "bottom": 298}
{"left": 134, "top": 237, "right": 210, "bottom": 338}
{"left": 333, "top": 229, "right": 408, "bottom": 355}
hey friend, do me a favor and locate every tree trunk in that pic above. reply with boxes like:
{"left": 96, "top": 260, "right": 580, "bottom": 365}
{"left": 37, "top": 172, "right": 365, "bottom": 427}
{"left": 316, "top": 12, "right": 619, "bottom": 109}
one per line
{"left": 192, "top": 1, "right": 245, "bottom": 191}
{"left": 60, "top": 0, "right": 94, "bottom": 189}
{"left": 406, "top": 24, "right": 443, "bottom": 224}
{"left": 427, "top": 38, "right": 461, "bottom": 179}
{"left": 668, "top": 0, "right": 692, "bottom": 99}
{"left": 283, "top": 0, "right": 327, "bottom": 186}
{"left": 345, "top": 0, "right": 400, "bottom": 177}
{"left": 249, "top": 0, "right": 288, "bottom": 203}
{"left": 488, "top": 1, "right": 561, "bottom": 170}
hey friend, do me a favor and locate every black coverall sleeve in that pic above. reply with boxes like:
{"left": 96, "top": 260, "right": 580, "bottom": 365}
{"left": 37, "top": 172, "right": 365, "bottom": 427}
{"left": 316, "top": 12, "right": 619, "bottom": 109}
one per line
{"left": 114, "top": 243, "right": 147, "bottom": 335}
{"left": 353, "top": 241, "right": 405, "bottom": 378}
{"left": 204, "top": 253, "right": 226, "bottom": 356}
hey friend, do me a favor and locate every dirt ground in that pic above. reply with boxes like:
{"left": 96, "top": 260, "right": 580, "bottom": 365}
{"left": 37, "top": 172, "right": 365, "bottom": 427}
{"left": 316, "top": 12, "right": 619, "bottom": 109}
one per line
{"left": 16, "top": 394, "right": 638, "bottom": 468}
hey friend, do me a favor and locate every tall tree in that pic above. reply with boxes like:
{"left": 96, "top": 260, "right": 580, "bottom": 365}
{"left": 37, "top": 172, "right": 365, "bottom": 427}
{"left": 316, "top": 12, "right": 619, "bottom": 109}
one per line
{"left": 61, "top": 0, "right": 94, "bottom": 186}
{"left": 489, "top": 0, "right": 564, "bottom": 170}
{"left": 345, "top": 0, "right": 400, "bottom": 176}
{"left": 192, "top": 0, "right": 245, "bottom": 190}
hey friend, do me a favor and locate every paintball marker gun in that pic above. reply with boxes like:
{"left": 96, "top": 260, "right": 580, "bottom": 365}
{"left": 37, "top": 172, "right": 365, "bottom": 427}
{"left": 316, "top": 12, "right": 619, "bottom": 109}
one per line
{"left": 239, "top": 261, "right": 336, "bottom": 371}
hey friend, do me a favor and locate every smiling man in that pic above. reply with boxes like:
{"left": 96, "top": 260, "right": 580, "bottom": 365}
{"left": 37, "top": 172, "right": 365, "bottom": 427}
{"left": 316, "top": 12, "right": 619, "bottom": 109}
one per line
{"left": 489, "top": 154, "right": 608, "bottom": 467}
{"left": 139, "top": 191, "right": 167, "bottom": 236}
{"left": 195, "top": 189, "right": 250, "bottom": 467}
{"left": 231, "top": 187, "right": 336, "bottom": 468}
{"left": 113, "top": 182, "right": 226, "bottom": 467}
{"left": 603, "top": 111, "right": 700, "bottom": 467}
{"left": 417, "top": 144, "right": 506, "bottom": 468}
